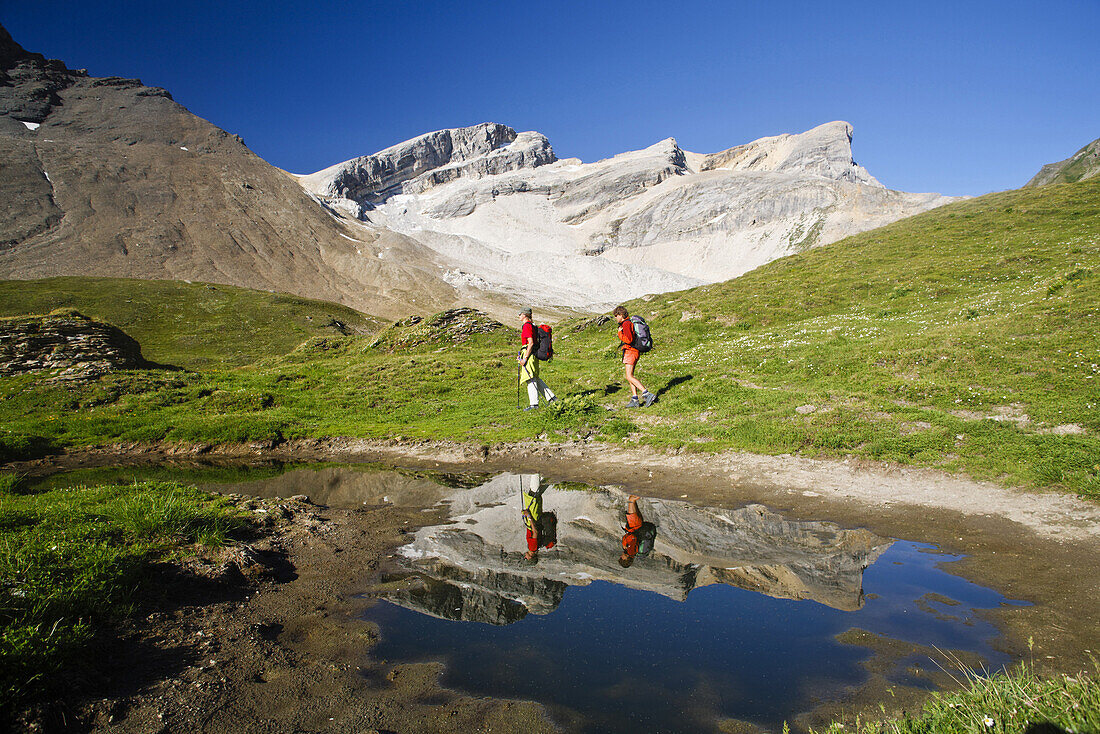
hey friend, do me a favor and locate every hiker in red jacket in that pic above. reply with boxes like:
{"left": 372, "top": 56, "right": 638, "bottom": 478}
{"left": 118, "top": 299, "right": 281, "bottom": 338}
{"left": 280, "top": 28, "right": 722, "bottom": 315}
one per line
{"left": 518, "top": 307, "right": 557, "bottom": 411}
{"left": 613, "top": 306, "right": 656, "bottom": 408}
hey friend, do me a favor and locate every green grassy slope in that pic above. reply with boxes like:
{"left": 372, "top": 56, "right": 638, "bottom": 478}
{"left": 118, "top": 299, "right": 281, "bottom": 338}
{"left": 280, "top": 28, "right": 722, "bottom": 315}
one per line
{"left": 0, "top": 277, "right": 383, "bottom": 369}
{"left": 0, "top": 179, "right": 1097, "bottom": 495}
{"left": 605, "top": 179, "right": 1100, "bottom": 491}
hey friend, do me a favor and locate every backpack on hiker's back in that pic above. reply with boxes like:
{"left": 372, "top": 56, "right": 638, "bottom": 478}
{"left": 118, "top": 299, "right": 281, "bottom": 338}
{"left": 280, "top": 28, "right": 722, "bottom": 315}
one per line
{"left": 537, "top": 511, "right": 557, "bottom": 548}
{"left": 629, "top": 316, "right": 653, "bottom": 353}
{"left": 533, "top": 323, "right": 553, "bottom": 361}
{"left": 627, "top": 520, "right": 657, "bottom": 557}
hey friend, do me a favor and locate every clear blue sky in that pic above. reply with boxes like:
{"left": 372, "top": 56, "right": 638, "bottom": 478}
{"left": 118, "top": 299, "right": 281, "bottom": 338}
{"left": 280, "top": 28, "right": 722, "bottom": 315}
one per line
{"left": 4, "top": 1, "right": 1098, "bottom": 196}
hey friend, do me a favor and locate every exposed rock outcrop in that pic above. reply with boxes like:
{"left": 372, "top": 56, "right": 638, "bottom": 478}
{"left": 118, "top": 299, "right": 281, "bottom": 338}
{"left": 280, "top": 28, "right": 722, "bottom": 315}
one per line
{"left": 300, "top": 123, "right": 556, "bottom": 209}
{"left": 1026, "top": 136, "right": 1100, "bottom": 187}
{"left": 368, "top": 307, "right": 507, "bottom": 351}
{"left": 0, "top": 310, "right": 147, "bottom": 379}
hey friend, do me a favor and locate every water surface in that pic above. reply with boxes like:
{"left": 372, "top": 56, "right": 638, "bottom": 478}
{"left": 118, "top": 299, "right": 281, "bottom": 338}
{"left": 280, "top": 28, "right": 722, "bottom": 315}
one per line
{"left": 361, "top": 472, "right": 1023, "bottom": 733}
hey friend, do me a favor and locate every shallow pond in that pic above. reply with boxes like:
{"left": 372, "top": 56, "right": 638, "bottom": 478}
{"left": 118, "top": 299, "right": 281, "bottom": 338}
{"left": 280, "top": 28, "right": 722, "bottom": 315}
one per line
{"left": 29, "top": 463, "right": 1027, "bottom": 733}
{"left": 358, "top": 471, "right": 1023, "bottom": 733}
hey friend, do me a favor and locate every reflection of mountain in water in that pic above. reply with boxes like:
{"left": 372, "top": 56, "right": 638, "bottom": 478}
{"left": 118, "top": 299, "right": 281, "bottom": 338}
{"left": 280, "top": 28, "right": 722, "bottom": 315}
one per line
{"left": 386, "top": 474, "right": 891, "bottom": 624}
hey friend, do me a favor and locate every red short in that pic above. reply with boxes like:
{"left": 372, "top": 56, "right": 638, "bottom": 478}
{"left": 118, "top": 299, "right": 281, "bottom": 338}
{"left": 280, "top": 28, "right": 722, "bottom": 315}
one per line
{"left": 622, "top": 348, "right": 639, "bottom": 366}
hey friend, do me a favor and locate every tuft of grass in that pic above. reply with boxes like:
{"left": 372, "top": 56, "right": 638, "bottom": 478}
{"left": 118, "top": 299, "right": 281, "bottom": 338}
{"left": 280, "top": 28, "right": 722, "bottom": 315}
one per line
{"left": 0, "top": 474, "right": 20, "bottom": 495}
{"left": 0, "top": 480, "right": 253, "bottom": 714}
{"left": 813, "top": 658, "right": 1100, "bottom": 734}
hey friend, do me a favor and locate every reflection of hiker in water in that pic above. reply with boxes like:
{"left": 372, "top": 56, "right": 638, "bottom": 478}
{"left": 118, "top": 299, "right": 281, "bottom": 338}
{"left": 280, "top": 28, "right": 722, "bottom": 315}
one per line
{"left": 619, "top": 494, "right": 657, "bottom": 568}
{"left": 520, "top": 474, "right": 557, "bottom": 563}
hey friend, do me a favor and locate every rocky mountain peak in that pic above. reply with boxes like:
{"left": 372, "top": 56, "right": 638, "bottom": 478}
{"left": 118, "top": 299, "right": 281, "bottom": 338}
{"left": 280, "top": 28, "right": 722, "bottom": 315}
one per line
{"left": 702, "top": 120, "right": 877, "bottom": 186}
{"left": 299, "top": 122, "right": 556, "bottom": 210}
{"left": 0, "top": 22, "right": 86, "bottom": 124}
{"left": 0, "top": 24, "right": 30, "bottom": 67}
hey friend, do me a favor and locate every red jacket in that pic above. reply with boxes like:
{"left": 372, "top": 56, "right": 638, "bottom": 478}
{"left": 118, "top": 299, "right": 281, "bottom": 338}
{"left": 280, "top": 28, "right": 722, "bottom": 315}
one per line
{"left": 618, "top": 318, "right": 635, "bottom": 351}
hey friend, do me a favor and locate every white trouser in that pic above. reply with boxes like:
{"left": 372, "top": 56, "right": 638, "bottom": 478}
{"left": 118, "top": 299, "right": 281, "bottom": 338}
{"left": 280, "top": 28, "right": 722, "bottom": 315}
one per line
{"left": 527, "top": 378, "right": 555, "bottom": 405}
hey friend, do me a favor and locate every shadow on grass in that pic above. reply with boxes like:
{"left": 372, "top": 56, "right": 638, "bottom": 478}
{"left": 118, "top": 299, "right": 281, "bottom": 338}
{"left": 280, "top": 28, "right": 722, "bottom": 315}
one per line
{"left": 657, "top": 374, "right": 693, "bottom": 398}
{"left": 577, "top": 383, "right": 623, "bottom": 398}
{"left": 1024, "top": 724, "right": 1069, "bottom": 734}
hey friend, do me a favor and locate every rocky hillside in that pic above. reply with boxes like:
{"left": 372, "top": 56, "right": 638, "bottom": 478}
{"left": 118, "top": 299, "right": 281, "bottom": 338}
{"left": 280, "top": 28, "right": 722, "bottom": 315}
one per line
{"left": 301, "top": 122, "right": 958, "bottom": 309}
{"left": 0, "top": 25, "right": 471, "bottom": 321}
{"left": 1026, "top": 136, "right": 1100, "bottom": 187}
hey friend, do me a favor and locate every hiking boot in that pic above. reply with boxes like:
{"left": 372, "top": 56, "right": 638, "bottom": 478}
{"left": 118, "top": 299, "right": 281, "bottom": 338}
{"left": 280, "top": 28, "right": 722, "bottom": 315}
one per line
{"left": 548, "top": 396, "right": 559, "bottom": 403}
{"left": 625, "top": 396, "right": 640, "bottom": 408}
{"left": 642, "top": 391, "right": 657, "bottom": 407}
{"left": 523, "top": 405, "right": 539, "bottom": 412}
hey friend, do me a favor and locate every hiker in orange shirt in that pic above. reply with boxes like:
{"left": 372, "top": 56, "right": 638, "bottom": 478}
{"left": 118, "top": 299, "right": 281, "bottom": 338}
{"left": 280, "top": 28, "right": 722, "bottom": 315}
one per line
{"left": 619, "top": 494, "right": 644, "bottom": 568}
{"left": 613, "top": 306, "right": 656, "bottom": 408}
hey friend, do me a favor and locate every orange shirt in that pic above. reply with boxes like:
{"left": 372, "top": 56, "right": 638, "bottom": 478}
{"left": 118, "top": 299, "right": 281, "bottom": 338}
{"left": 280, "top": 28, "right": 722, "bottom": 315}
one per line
{"left": 622, "top": 532, "right": 639, "bottom": 557}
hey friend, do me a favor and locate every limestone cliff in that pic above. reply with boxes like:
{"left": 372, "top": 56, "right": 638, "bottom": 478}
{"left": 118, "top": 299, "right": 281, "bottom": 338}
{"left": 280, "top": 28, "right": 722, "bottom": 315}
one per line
{"left": 299, "top": 123, "right": 556, "bottom": 210}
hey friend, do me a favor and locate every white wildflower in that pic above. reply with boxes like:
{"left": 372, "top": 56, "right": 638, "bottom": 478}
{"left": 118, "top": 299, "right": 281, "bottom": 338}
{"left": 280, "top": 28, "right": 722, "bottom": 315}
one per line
{"left": 984, "top": 717, "right": 995, "bottom": 727}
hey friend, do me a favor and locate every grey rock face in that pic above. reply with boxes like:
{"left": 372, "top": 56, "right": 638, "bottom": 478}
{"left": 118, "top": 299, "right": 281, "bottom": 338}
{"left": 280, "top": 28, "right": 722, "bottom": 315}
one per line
{"left": 0, "top": 311, "right": 147, "bottom": 379}
{"left": 300, "top": 123, "right": 556, "bottom": 206}
{"left": 0, "top": 25, "right": 82, "bottom": 123}
{"left": 1026, "top": 137, "right": 1100, "bottom": 187}
{"left": 0, "top": 24, "right": 472, "bottom": 321}
{"left": 701, "top": 121, "right": 877, "bottom": 183}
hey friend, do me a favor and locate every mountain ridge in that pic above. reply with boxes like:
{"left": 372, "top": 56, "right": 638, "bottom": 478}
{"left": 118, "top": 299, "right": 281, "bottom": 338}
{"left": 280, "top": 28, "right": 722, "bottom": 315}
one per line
{"left": 301, "top": 120, "right": 958, "bottom": 308}
{"left": 2, "top": 24, "right": 956, "bottom": 320}
{"left": 0, "top": 25, "right": 469, "bottom": 321}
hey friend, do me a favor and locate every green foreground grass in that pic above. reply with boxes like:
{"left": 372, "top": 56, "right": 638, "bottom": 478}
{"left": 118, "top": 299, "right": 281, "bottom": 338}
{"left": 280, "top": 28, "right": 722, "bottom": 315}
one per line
{"left": 0, "top": 474, "right": 253, "bottom": 715}
{"left": 813, "top": 659, "right": 1099, "bottom": 734}
{"left": 1, "top": 179, "right": 1097, "bottom": 496}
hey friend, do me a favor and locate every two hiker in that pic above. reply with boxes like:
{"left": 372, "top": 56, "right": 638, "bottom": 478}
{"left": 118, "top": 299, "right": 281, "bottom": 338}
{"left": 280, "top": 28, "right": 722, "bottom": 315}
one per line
{"left": 613, "top": 306, "right": 656, "bottom": 408}
{"left": 517, "top": 304, "right": 655, "bottom": 410}
{"left": 518, "top": 307, "right": 557, "bottom": 411}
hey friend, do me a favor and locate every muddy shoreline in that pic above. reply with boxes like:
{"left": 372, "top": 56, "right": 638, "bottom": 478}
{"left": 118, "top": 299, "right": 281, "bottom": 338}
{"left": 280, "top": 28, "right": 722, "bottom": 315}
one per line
{"left": 9, "top": 439, "right": 1100, "bottom": 733}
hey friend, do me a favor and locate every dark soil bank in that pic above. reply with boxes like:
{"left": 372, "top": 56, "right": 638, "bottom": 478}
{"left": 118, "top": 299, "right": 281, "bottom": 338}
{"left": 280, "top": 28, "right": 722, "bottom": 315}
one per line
{"left": 17, "top": 492, "right": 553, "bottom": 734}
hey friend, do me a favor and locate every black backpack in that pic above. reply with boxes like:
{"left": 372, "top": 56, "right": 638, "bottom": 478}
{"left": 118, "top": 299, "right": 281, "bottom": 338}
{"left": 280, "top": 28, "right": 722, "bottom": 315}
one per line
{"left": 534, "top": 324, "right": 553, "bottom": 361}
{"left": 629, "top": 316, "right": 653, "bottom": 353}
{"left": 538, "top": 511, "right": 557, "bottom": 547}
{"left": 627, "top": 521, "right": 657, "bottom": 557}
